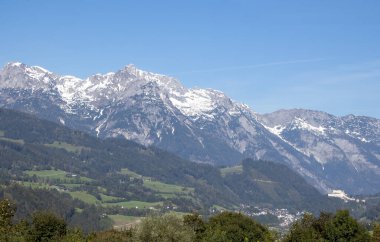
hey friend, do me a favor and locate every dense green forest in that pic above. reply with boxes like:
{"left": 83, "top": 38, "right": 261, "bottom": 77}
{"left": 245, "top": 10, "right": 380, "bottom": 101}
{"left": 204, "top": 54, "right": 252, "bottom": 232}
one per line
{"left": 0, "top": 185, "right": 112, "bottom": 233}
{"left": 1, "top": 198, "right": 379, "bottom": 242}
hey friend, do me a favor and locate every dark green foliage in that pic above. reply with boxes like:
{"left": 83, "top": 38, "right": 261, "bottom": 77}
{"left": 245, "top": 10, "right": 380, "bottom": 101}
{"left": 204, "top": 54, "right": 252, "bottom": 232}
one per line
{"left": 0, "top": 185, "right": 113, "bottom": 233}
{"left": 132, "top": 213, "right": 195, "bottom": 242}
{"left": 0, "top": 199, "right": 19, "bottom": 242}
{"left": 87, "top": 229, "right": 132, "bottom": 242}
{"left": 184, "top": 213, "right": 206, "bottom": 241}
{"left": 27, "top": 211, "right": 67, "bottom": 242}
{"left": 372, "top": 223, "right": 380, "bottom": 242}
{"left": 0, "top": 199, "right": 68, "bottom": 242}
{"left": 2, "top": 200, "right": 378, "bottom": 242}
{"left": 363, "top": 197, "right": 380, "bottom": 222}
{"left": 224, "top": 159, "right": 342, "bottom": 213}
{"left": 69, "top": 205, "right": 113, "bottom": 233}
{"left": 284, "top": 213, "right": 324, "bottom": 241}
{"left": 59, "top": 228, "right": 87, "bottom": 242}
{"left": 0, "top": 185, "right": 76, "bottom": 222}
{"left": 203, "top": 211, "right": 273, "bottom": 242}
{"left": 324, "top": 210, "right": 370, "bottom": 241}
{"left": 0, "top": 198, "right": 16, "bottom": 229}
{"left": 284, "top": 210, "right": 370, "bottom": 242}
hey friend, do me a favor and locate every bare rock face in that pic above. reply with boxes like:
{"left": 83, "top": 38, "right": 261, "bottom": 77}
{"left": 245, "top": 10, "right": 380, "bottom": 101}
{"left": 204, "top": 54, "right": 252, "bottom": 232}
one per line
{"left": 1, "top": 62, "right": 380, "bottom": 194}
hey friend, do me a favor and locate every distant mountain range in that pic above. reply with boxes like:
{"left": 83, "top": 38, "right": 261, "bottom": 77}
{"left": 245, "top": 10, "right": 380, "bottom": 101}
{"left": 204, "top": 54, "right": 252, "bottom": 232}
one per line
{"left": 1, "top": 62, "right": 379, "bottom": 194}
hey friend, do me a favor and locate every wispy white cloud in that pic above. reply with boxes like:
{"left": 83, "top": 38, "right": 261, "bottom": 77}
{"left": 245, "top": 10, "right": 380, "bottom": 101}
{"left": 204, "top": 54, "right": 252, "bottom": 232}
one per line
{"left": 171, "top": 58, "right": 328, "bottom": 75}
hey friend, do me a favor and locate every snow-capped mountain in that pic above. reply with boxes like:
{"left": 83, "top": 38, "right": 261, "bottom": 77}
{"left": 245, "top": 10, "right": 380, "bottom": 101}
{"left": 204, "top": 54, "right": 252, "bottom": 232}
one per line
{"left": 1, "top": 62, "right": 380, "bottom": 195}
{"left": 259, "top": 109, "right": 380, "bottom": 194}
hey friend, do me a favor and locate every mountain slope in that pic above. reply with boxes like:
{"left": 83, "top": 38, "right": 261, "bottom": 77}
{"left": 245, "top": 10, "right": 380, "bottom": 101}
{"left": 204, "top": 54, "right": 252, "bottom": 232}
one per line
{"left": 259, "top": 109, "right": 380, "bottom": 194}
{"left": 0, "top": 108, "right": 342, "bottom": 214}
{"left": 1, "top": 62, "right": 380, "bottom": 194}
{"left": 223, "top": 158, "right": 338, "bottom": 213}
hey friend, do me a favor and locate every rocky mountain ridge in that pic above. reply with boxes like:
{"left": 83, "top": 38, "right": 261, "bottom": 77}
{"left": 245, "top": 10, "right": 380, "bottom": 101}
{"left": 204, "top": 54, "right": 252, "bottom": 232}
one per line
{"left": 1, "top": 62, "right": 379, "bottom": 194}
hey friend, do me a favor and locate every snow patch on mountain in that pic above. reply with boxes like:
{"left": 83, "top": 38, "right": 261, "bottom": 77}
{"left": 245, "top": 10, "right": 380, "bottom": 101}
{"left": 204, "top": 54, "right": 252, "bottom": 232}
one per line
{"left": 170, "top": 89, "right": 217, "bottom": 118}
{"left": 345, "top": 129, "right": 371, "bottom": 143}
{"left": 9, "top": 62, "right": 23, "bottom": 67}
{"left": 265, "top": 125, "right": 286, "bottom": 136}
{"left": 263, "top": 123, "right": 314, "bottom": 160}
{"left": 56, "top": 76, "right": 82, "bottom": 104}
{"left": 292, "top": 117, "right": 326, "bottom": 135}
{"left": 59, "top": 117, "right": 65, "bottom": 125}
{"left": 25, "top": 66, "right": 52, "bottom": 81}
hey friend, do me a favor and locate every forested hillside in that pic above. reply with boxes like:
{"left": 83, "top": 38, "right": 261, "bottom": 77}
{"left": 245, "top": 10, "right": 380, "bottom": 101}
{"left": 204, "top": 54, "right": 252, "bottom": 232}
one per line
{"left": 0, "top": 108, "right": 351, "bottom": 231}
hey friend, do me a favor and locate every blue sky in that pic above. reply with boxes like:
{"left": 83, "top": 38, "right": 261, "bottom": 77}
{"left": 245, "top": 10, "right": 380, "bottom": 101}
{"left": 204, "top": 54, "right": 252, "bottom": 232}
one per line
{"left": 1, "top": 0, "right": 380, "bottom": 117}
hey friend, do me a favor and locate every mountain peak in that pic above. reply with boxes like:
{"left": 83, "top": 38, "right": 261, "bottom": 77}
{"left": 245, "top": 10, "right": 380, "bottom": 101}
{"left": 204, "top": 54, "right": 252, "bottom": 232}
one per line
{"left": 3, "top": 62, "right": 28, "bottom": 72}
{"left": 122, "top": 63, "right": 138, "bottom": 74}
{"left": 3, "top": 62, "right": 52, "bottom": 76}
{"left": 0, "top": 62, "right": 56, "bottom": 90}
{"left": 120, "top": 64, "right": 164, "bottom": 79}
{"left": 126, "top": 63, "right": 136, "bottom": 69}
{"left": 6, "top": 61, "right": 25, "bottom": 68}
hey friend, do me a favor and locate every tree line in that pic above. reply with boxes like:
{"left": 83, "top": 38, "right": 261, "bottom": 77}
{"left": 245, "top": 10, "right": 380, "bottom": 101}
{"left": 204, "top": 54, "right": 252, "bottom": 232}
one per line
{"left": 1, "top": 198, "right": 380, "bottom": 242}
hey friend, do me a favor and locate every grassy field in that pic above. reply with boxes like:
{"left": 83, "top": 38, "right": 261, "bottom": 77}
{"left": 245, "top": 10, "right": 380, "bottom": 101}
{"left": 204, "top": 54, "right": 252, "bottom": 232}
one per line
{"left": 68, "top": 191, "right": 100, "bottom": 204}
{"left": 211, "top": 204, "right": 228, "bottom": 211}
{"left": 108, "top": 215, "right": 141, "bottom": 224}
{"left": 121, "top": 168, "right": 193, "bottom": 194}
{"left": 24, "top": 169, "right": 93, "bottom": 182}
{"left": 21, "top": 169, "right": 168, "bottom": 210}
{"left": 65, "top": 190, "right": 163, "bottom": 209}
{"left": 109, "top": 215, "right": 142, "bottom": 229}
{"left": 0, "top": 131, "right": 23, "bottom": 144}
{"left": 44, "top": 141, "right": 88, "bottom": 153}
{"left": 100, "top": 193, "right": 123, "bottom": 202}
{"left": 120, "top": 167, "right": 195, "bottom": 204}
{"left": 143, "top": 180, "right": 193, "bottom": 194}
{"left": 61, "top": 183, "right": 82, "bottom": 188}
{"left": 121, "top": 167, "right": 193, "bottom": 192}
{"left": 25, "top": 169, "right": 67, "bottom": 178}
{"left": 104, "top": 200, "right": 163, "bottom": 209}
{"left": 220, "top": 165, "right": 243, "bottom": 177}
{"left": 158, "top": 193, "right": 177, "bottom": 199}
{"left": 168, "top": 211, "right": 191, "bottom": 217}
{"left": 20, "top": 167, "right": 193, "bottom": 213}
{"left": 0, "top": 137, "right": 24, "bottom": 144}
{"left": 120, "top": 168, "right": 143, "bottom": 179}
{"left": 17, "top": 181, "right": 58, "bottom": 190}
